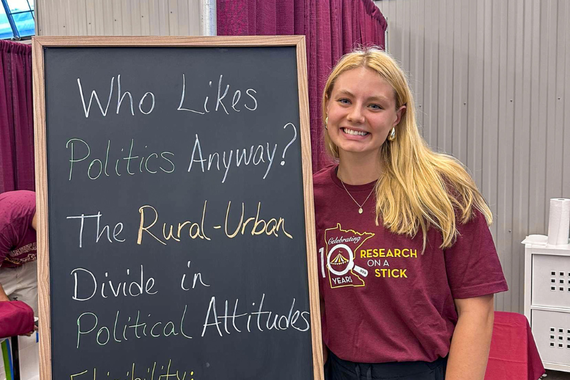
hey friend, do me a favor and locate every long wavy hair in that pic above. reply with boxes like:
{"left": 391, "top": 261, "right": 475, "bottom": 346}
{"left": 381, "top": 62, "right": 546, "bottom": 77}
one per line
{"left": 322, "top": 48, "right": 492, "bottom": 250}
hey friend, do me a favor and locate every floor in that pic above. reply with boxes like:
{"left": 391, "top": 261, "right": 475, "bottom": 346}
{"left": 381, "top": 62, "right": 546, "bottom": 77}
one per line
{"left": 547, "top": 370, "right": 570, "bottom": 379}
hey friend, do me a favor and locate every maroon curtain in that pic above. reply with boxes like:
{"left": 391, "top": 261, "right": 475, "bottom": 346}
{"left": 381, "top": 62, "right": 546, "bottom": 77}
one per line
{"left": 0, "top": 40, "right": 34, "bottom": 193}
{"left": 217, "top": 0, "right": 387, "bottom": 172}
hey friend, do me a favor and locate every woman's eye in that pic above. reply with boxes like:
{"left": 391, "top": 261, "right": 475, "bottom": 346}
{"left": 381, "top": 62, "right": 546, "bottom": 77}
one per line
{"left": 369, "top": 104, "right": 382, "bottom": 110}
{"left": 338, "top": 98, "right": 350, "bottom": 105}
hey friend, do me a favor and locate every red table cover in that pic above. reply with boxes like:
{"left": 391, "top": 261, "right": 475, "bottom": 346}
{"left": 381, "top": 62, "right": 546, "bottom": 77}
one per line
{"left": 484, "top": 311, "right": 545, "bottom": 380}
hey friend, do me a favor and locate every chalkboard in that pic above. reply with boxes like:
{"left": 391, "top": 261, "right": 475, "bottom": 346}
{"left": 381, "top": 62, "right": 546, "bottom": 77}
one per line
{"left": 33, "top": 36, "right": 322, "bottom": 380}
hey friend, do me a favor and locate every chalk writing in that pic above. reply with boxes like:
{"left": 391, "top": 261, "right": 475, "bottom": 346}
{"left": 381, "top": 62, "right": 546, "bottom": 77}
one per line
{"left": 202, "top": 294, "right": 310, "bottom": 337}
{"left": 180, "top": 261, "right": 210, "bottom": 291}
{"left": 177, "top": 74, "right": 258, "bottom": 115}
{"left": 71, "top": 265, "right": 158, "bottom": 302}
{"left": 69, "top": 359, "right": 195, "bottom": 380}
{"left": 76, "top": 305, "right": 193, "bottom": 348}
{"left": 66, "top": 138, "right": 175, "bottom": 181}
{"left": 224, "top": 201, "right": 292, "bottom": 239}
{"left": 280, "top": 123, "right": 297, "bottom": 165}
{"left": 77, "top": 75, "right": 156, "bottom": 118}
{"left": 186, "top": 134, "right": 277, "bottom": 183}
{"left": 67, "top": 212, "right": 125, "bottom": 248}
{"left": 49, "top": 45, "right": 313, "bottom": 380}
{"left": 74, "top": 297, "right": 309, "bottom": 348}
{"left": 137, "top": 202, "right": 211, "bottom": 246}
{"left": 136, "top": 200, "right": 292, "bottom": 245}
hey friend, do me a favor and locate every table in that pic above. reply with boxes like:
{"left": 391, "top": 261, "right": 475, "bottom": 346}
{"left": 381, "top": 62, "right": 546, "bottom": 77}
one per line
{"left": 484, "top": 311, "right": 545, "bottom": 380}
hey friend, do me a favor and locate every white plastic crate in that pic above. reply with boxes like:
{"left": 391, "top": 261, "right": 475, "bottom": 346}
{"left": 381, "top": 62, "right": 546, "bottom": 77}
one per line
{"left": 532, "top": 255, "right": 570, "bottom": 308}
{"left": 532, "top": 309, "right": 570, "bottom": 365}
{"left": 523, "top": 235, "right": 570, "bottom": 372}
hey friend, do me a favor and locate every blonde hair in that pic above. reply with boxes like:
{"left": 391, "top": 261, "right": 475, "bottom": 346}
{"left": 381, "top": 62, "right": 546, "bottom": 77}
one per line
{"left": 322, "top": 48, "right": 492, "bottom": 250}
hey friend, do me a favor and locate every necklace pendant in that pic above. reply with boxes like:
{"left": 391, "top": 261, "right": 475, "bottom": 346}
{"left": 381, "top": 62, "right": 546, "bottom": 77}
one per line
{"left": 358, "top": 208, "right": 363, "bottom": 214}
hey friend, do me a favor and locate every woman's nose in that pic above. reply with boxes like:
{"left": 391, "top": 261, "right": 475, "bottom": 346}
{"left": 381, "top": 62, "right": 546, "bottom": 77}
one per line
{"left": 347, "top": 106, "right": 365, "bottom": 123}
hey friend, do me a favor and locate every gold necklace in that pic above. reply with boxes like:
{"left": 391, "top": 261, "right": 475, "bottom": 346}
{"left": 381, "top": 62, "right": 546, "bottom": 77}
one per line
{"left": 340, "top": 179, "right": 376, "bottom": 214}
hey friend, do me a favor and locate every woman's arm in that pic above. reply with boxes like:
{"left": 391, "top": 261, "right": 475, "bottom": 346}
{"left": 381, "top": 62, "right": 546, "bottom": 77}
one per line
{"left": 445, "top": 294, "right": 494, "bottom": 380}
{"left": 32, "top": 212, "right": 37, "bottom": 230}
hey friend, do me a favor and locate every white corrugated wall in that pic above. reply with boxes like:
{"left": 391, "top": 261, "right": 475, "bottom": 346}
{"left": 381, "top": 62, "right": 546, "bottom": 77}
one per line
{"left": 375, "top": 0, "right": 570, "bottom": 313}
{"left": 36, "top": 0, "right": 202, "bottom": 36}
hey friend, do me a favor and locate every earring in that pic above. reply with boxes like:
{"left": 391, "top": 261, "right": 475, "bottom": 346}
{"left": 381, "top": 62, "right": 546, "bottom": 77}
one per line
{"left": 325, "top": 116, "right": 329, "bottom": 130}
{"left": 388, "top": 128, "right": 396, "bottom": 141}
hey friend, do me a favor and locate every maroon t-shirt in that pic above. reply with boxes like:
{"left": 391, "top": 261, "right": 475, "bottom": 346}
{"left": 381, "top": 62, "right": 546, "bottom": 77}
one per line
{"left": 0, "top": 190, "right": 37, "bottom": 268}
{"left": 314, "top": 165, "right": 508, "bottom": 363}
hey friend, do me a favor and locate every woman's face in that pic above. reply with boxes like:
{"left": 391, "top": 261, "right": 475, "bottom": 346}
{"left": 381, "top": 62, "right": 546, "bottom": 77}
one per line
{"left": 326, "top": 66, "right": 404, "bottom": 159}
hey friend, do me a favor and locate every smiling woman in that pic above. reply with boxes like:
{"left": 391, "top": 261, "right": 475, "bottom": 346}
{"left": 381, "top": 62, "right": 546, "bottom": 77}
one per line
{"left": 314, "top": 48, "right": 508, "bottom": 380}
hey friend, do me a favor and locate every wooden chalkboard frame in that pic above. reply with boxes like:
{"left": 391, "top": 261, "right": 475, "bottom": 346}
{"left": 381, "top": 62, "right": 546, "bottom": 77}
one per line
{"left": 33, "top": 36, "right": 322, "bottom": 380}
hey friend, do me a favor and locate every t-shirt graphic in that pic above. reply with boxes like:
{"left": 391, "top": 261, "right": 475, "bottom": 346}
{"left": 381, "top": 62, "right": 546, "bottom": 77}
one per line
{"left": 324, "top": 223, "right": 374, "bottom": 288}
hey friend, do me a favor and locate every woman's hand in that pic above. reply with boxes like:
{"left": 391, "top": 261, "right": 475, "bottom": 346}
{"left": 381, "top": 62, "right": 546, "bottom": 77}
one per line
{"left": 22, "top": 323, "right": 37, "bottom": 337}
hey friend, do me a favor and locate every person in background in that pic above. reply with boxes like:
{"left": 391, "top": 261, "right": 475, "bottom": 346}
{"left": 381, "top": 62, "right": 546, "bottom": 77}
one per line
{"left": 314, "top": 48, "right": 508, "bottom": 380}
{"left": 0, "top": 190, "right": 38, "bottom": 317}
